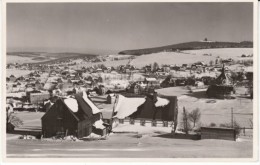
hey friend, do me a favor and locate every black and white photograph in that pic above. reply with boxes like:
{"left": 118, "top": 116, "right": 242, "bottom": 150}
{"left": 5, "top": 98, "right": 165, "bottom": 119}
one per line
{"left": 2, "top": 0, "right": 258, "bottom": 161}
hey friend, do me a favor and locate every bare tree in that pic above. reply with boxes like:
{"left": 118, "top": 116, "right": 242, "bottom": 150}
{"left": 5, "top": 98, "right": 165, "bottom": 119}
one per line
{"left": 215, "top": 58, "right": 218, "bottom": 65}
{"left": 209, "top": 60, "right": 214, "bottom": 66}
{"left": 152, "top": 62, "right": 159, "bottom": 72}
{"left": 188, "top": 108, "right": 201, "bottom": 128}
{"left": 249, "top": 118, "right": 253, "bottom": 129}
{"left": 182, "top": 107, "right": 191, "bottom": 135}
{"left": 6, "top": 106, "right": 23, "bottom": 132}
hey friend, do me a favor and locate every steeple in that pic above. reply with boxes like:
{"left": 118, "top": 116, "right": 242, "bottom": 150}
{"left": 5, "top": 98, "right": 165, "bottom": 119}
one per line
{"left": 215, "top": 64, "right": 231, "bottom": 85}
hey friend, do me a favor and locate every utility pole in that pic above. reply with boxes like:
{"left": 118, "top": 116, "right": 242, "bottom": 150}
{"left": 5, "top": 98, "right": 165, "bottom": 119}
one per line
{"left": 183, "top": 107, "right": 188, "bottom": 135}
{"left": 231, "top": 108, "right": 234, "bottom": 128}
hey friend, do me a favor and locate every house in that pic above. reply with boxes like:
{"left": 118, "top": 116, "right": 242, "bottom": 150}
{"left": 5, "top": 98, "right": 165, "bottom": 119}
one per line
{"left": 125, "top": 69, "right": 131, "bottom": 74}
{"left": 170, "top": 65, "right": 181, "bottom": 71}
{"left": 222, "top": 58, "right": 233, "bottom": 64}
{"left": 57, "top": 78, "right": 63, "bottom": 83}
{"left": 16, "top": 76, "right": 25, "bottom": 82}
{"left": 30, "top": 92, "right": 51, "bottom": 104}
{"left": 191, "top": 62, "right": 206, "bottom": 70}
{"left": 26, "top": 83, "right": 35, "bottom": 88}
{"left": 6, "top": 92, "right": 25, "bottom": 100}
{"left": 88, "top": 67, "right": 94, "bottom": 73}
{"left": 139, "top": 69, "right": 146, "bottom": 73}
{"left": 128, "top": 83, "right": 144, "bottom": 94}
{"left": 144, "top": 77, "right": 160, "bottom": 85}
{"left": 160, "top": 76, "right": 177, "bottom": 88}
{"left": 112, "top": 93, "right": 178, "bottom": 133}
{"left": 61, "top": 71, "right": 69, "bottom": 76}
{"left": 143, "top": 65, "right": 152, "bottom": 73}
{"left": 35, "top": 81, "right": 44, "bottom": 90}
{"left": 41, "top": 92, "right": 106, "bottom": 138}
{"left": 22, "top": 102, "right": 37, "bottom": 112}
{"left": 142, "top": 78, "right": 160, "bottom": 93}
{"left": 111, "top": 71, "right": 118, "bottom": 74}
{"left": 144, "top": 77, "right": 157, "bottom": 82}
{"left": 16, "top": 81, "right": 22, "bottom": 86}
{"left": 179, "top": 64, "right": 188, "bottom": 71}
{"left": 9, "top": 75, "right": 16, "bottom": 82}
{"left": 245, "top": 72, "right": 253, "bottom": 81}
{"left": 29, "top": 72, "right": 35, "bottom": 77}
{"left": 162, "top": 65, "right": 171, "bottom": 73}
{"left": 96, "top": 77, "right": 103, "bottom": 83}
{"left": 29, "top": 77, "right": 36, "bottom": 81}
{"left": 96, "top": 68, "right": 103, "bottom": 73}
{"left": 52, "top": 88, "right": 63, "bottom": 96}
{"left": 85, "top": 76, "right": 93, "bottom": 82}
{"left": 35, "top": 74, "right": 41, "bottom": 77}
{"left": 43, "top": 82, "right": 56, "bottom": 91}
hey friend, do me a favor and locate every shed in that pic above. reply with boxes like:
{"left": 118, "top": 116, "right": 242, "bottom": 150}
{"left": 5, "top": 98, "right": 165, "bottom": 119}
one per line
{"left": 201, "top": 127, "right": 236, "bottom": 141}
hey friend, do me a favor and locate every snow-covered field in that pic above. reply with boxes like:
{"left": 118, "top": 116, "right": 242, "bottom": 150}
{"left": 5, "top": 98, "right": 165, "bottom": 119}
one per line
{"left": 7, "top": 54, "right": 55, "bottom": 64}
{"left": 6, "top": 69, "right": 32, "bottom": 77}
{"left": 183, "top": 48, "right": 253, "bottom": 59}
{"left": 130, "top": 48, "right": 253, "bottom": 67}
{"left": 7, "top": 55, "right": 39, "bottom": 64}
{"left": 69, "top": 48, "right": 253, "bottom": 68}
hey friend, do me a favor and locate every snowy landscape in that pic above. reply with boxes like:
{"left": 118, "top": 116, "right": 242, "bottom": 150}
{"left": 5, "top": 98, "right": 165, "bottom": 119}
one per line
{"left": 4, "top": 2, "right": 256, "bottom": 160}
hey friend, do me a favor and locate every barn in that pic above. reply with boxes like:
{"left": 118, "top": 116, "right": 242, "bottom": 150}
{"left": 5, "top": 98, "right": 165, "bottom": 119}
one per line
{"left": 41, "top": 91, "right": 106, "bottom": 138}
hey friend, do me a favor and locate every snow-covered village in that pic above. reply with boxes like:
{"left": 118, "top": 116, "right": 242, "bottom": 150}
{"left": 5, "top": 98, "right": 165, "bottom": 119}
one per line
{"left": 4, "top": 1, "right": 257, "bottom": 159}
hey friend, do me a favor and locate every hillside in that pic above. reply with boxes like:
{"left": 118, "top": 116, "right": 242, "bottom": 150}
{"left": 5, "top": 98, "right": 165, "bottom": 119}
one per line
{"left": 7, "top": 52, "right": 98, "bottom": 64}
{"left": 118, "top": 41, "right": 253, "bottom": 55}
{"left": 67, "top": 48, "right": 253, "bottom": 69}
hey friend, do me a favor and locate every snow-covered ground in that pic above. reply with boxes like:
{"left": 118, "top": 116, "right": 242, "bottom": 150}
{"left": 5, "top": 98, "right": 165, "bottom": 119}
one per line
{"left": 6, "top": 69, "right": 32, "bottom": 77}
{"left": 156, "top": 87, "right": 253, "bottom": 128}
{"left": 130, "top": 48, "right": 253, "bottom": 67}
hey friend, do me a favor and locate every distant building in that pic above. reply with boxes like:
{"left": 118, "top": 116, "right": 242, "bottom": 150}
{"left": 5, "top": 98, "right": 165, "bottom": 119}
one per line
{"left": 9, "top": 75, "right": 16, "bottom": 82}
{"left": 206, "top": 65, "right": 235, "bottom": 99}
{"left": 30, "top": 92, "right": 51, "bottom": 104}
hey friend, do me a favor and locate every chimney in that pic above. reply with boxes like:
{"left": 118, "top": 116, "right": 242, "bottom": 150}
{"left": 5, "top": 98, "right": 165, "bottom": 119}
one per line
{"left": 153, "top": 91, "right": 158, "bottom": 103}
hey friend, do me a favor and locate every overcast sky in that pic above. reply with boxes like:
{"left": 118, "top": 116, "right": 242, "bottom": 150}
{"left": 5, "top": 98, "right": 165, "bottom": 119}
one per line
{"left": 7, "top": 3, "right": 253, "bottom": 54}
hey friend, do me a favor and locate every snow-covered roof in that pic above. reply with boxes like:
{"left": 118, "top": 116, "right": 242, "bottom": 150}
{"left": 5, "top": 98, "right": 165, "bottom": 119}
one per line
{"left": 82, "top": 91, "right": 100, "bottom": 114}
{"left": 6, "top": 92, "right": 26, "bottom": 98}
{"left": 113, "top": 95, "right": 170, "bottom": 119}
{"left": 113, "top": 95, "right": 146, "bottom": 119}
{"left": 155, "top": 97, "right": 169, "bottom": 107}
{"left": 64, "top": 98, "right": 78, "bottom": 112}
{"left": 145, "top": 78, "right": 157, "bottom": 82}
